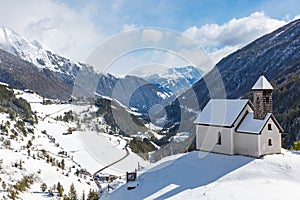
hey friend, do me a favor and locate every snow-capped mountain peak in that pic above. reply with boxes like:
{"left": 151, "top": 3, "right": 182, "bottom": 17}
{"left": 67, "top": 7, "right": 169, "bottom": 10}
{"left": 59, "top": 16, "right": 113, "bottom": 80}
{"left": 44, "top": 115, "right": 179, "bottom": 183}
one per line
{"left": 0, "top": 27, "right": 49, "bottom": 68}
{"left": 143, "top": 66, "right": 203, "bottom": 95}
{"left": 0, "top": 26, "right": 82, "bottom": 77}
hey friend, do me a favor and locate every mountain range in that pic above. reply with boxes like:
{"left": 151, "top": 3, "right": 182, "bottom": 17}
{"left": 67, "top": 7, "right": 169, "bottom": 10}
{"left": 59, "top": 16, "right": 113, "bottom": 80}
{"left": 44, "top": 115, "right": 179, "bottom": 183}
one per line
{"left": 143, "top": 66, "right": 203, "bottom": 95}
{"left": 0, "top": 27, "right": 175, "bottom": 112}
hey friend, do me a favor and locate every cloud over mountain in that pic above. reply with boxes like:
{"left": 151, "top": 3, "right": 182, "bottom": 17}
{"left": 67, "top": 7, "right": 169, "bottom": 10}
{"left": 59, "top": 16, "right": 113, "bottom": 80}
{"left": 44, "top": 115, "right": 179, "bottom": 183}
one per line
{"left": 0, "top": 0, "right": 103, "bottom": 62}
{"left": 183, "top": 12, "right": 287, "bottom": 63}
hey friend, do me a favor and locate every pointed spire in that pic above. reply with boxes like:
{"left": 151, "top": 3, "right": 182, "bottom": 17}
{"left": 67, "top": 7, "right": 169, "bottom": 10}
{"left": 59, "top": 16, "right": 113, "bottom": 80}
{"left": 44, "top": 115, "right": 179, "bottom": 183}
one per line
{"left": 252, "top": 75, "right": 273, "bottom": 90}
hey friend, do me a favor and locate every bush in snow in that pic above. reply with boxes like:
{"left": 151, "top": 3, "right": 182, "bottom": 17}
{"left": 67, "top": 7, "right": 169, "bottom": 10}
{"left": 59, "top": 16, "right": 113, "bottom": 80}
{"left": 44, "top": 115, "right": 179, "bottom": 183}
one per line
{"left": 40, "top": 183, "right": 47, "bottom": 192}
{"left": 291, "top": 141, "right": 300, "bottom": 150}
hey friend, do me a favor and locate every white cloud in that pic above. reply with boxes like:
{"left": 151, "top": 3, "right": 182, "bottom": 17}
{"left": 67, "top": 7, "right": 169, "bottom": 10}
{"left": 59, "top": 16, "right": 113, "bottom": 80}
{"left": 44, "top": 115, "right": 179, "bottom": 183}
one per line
{"left": 0, "top": 0, "right": 103, "bottom": 62}
{"left": 208, "top": 46, "right": 240, "bottom": 64}
{"left": 86, "top": 28, "right": 214, "bottom": 75}
{"left": 183, "top": 12, "right": 288, "bottom": 64}
{"left": 141, "top": 29, "right": 163, "bottom": 43}
{"left": 122, "top": 24, "right": 140, "bottom": 32}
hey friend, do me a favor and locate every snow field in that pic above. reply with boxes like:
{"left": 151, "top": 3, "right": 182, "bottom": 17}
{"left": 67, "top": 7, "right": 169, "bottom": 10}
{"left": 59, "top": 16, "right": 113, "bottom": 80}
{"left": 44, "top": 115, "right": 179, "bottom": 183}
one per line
{"left": 109, "top": 150, "right": 300, "bottom": 200}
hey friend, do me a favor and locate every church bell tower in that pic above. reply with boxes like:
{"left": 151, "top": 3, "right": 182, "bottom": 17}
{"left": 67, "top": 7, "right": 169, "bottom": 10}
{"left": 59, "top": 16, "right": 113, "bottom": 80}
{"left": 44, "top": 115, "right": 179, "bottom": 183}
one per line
{"left": 252, "top": 75, "right": 273, "bottom": 120}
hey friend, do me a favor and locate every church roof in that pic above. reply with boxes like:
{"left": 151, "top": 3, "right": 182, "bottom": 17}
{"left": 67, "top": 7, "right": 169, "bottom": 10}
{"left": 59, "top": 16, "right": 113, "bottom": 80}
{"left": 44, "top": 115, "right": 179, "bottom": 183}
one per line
{"left": 194, "top": 99, "right": 284, "bottom": 133}
{"left": 236, "top": 112, "right": 284, "bottom": 134}
{"left": 236, "top": 112, "right": 272, "bottom": 134}
{"left": 252, "top": 75, "right": 273, "bottom": 90}
{"left": 194, "top": 99, "right": 249, "bottom": 127}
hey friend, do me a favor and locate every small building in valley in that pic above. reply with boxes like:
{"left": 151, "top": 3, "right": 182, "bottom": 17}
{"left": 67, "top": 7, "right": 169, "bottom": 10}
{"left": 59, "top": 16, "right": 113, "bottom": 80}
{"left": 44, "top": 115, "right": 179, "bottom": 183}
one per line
{"left": 194, "top": 75, "right": 284, "bottom": 158}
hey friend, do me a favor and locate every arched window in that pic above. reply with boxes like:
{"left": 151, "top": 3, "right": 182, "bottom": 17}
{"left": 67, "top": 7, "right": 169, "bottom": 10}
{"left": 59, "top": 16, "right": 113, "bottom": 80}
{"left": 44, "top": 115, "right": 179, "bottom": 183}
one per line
{"left": 266, "top": 96, "right": 270, "bottom": 103}
{"left": 256, "top": 97, "right": 260, "bottom": 105}
{"left": 268, "top": 124, "right": 272, "bottom": 130}
{"left": 217, "top": 131, "right": 221, "bottom": 145}
{"left": 268, "top": 139, "right": 272, "bottom": 146}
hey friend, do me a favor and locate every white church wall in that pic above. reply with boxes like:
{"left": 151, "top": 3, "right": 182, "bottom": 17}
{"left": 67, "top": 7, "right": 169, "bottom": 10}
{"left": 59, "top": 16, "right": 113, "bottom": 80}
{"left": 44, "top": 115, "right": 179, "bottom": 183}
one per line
{"left": 232, "top": 104, "right": 253, "bottom": 154}
{"left": 260, "top": 118, "right": 281, "bottom": 155}
{"left": 196, "top": 125, "right": 233, "bottom": 155}
{"left": 236, "top": 133, "right": 260, "bottom": 157}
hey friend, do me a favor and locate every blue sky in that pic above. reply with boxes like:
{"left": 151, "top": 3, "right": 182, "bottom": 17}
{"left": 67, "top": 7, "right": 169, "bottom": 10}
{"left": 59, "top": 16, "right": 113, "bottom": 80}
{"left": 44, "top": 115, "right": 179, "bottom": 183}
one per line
{"left": 0, "top": 0, "right": 299, "bottom": 74}
{"left": 60, "top": 0, "right": 300, "bottom": 31}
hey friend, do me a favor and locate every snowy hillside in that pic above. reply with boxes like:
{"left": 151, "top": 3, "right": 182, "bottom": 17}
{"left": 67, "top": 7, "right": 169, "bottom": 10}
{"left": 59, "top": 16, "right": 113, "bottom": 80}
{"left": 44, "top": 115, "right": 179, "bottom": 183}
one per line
{"left": 108, "top": 150, "right": 300, "bottom": 200}
{"left": 0, "top": 89, "right": 150, "bottom": 199}
{"left": 143, "top": 66, "right": 202, "bottom": 95}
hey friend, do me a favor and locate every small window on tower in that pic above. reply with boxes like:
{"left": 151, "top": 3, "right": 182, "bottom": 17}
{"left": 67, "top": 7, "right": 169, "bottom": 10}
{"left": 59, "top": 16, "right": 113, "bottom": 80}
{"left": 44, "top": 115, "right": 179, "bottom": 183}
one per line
{"left": 217, "top": 132, "right": 221, "bottom": 145}
{"left": 268, "top": 139, "right": 272, "bottom": 146}
{"left": 266, "top": 97, "right": 270, "bottom": 103}
{"left": 268, "top": 124, "right": 272, "bottom": 130}
{"left": 256, "top": 97, "right": 260, "bottom": 104}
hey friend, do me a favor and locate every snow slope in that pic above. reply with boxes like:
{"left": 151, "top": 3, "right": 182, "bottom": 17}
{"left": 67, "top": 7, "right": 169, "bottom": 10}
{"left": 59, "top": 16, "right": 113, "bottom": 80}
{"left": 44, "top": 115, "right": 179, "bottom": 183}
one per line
{"left": 0, "top": 110, "right": 98, "bottom": 199}
{"left": 0, "top": 90, "right": 150, "bottom": 199}
{"left": 108, "top": 150, "right": 300, "bottom": 200}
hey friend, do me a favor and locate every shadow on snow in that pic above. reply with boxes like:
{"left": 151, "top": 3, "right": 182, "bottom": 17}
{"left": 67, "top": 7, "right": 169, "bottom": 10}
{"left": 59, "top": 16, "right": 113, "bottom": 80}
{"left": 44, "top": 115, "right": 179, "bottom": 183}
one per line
{"left": 109, "top": 151, "right": 254, "bottom": 200}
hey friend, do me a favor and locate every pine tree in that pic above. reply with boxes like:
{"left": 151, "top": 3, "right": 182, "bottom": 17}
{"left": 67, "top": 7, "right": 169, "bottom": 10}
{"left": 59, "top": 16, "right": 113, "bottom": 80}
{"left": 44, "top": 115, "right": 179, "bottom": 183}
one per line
{"left": 82, "top": 190, "right": 85, "bottom": 200}
{"left": 8, "top": 188, "right": 18, "bottom": 200}
{"left": 48, "top": 189, "right": 54, "bottom": 196}
{"left": 2, "top": 181, "right": 6, "bottom": 190}
{"left": 19, "top": 160, "right": 22, "bottom": 170}
{"left": 69, "top": 183, "right": 77, "bottom": 200}
{"left": 57, "top": 182, "right": 64, "bottom": 197}
{"left": 87, "top": 189, "right": 98, "bottom": 200}
{"left": 63, "top": 194, "right": 70, "bottom": 200}
{"left": 4, "top": 139, "right": 10, "bottom": 148}
{"left": 57, "top": 182, "right": 61, "bottom": 191}
{"left": 75, "top": 169, "right": 80, "bottom": 176}
{"left": 26, "top": 140, "right": 32, "bottom": 148}
{"left": 61, "top": 159, "right": 65, "bottom": 170}
{"left": 40, "top": 183, "right": 47, "bottom": 192}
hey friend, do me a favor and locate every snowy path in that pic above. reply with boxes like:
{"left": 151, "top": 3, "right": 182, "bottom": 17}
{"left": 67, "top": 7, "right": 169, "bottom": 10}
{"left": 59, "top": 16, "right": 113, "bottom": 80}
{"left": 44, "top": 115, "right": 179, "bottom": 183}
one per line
{"left": 93, "top": 143, "right": 129, "bottom": 190}
{"left": 41, "top": 105, "right": 73, "bottom": 120}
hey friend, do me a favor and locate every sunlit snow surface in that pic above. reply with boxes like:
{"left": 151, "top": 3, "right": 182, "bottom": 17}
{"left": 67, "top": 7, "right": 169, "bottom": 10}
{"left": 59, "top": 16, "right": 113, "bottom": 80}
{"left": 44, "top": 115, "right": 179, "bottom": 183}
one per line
{"left": 109, "top": 150, "right": 300, "bottom": 200}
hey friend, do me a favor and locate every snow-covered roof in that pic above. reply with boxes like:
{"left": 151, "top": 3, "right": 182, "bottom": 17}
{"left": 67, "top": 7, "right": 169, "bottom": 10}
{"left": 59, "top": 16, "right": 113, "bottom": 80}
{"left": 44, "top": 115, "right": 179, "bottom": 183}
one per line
{"left": 237, "top": 112, "right": 284, "bottom": 134}
{"left": 236, "top": 113, "right": 271, "bottom": 134}
{"left": 194, "top": 99, "right": 249, "bottom": 127}
{"left": 252, "top": 75, "right": 273, "bottom": 90}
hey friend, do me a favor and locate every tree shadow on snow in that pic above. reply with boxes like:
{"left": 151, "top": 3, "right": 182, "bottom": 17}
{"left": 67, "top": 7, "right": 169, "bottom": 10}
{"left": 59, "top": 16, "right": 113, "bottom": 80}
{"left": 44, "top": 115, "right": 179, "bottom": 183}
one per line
{"left": 110, "top": 151, "right": 254, "bottom": 200}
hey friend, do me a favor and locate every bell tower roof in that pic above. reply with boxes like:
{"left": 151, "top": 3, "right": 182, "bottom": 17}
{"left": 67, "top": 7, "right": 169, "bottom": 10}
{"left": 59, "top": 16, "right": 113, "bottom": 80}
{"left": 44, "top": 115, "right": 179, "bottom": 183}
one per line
{"left": 252, "top": 75, "right": 273, "bottom": 90}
